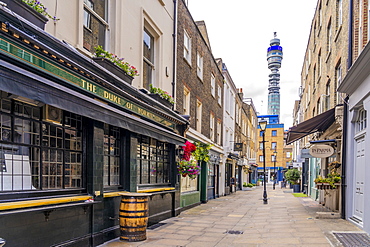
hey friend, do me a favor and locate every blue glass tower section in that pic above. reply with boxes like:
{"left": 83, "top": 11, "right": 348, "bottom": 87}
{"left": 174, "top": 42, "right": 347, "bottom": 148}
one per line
{"left": 267, "top": 32, "right": 283, "bottom": 119}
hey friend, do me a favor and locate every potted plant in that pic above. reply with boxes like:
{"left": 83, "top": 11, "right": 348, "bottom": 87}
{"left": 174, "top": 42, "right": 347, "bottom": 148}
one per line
{"left": 285, "top": 168, "right": 301, "bottom": 193}
{"left": 93, "top": 46, "right": 138, "bottom": 85}
{"left": 2, "top": 0, "right": 56, "bottom": 29}
{"left": 149, "top": 84, "right": 175, "bottom": 108}
{"left": 243, "top": 183, "right": 254, "bottom": 191}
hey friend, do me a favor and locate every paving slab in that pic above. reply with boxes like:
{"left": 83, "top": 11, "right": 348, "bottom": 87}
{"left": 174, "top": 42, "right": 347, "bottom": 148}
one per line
{"left": 98, "top": 184, "right": 364, "bottom": 247}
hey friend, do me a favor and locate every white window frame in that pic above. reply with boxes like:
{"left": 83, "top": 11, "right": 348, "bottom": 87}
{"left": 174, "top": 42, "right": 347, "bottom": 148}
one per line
{"left": 336, "top": 64, "right": 342, "bottom": 104}
{"left": 356, "top": 108, "right": 367, "bottom": 133}
{"left": 211, "top": 73, "right": 216, "bottom": 97}
{"left": 197, "top": 53, "right": 203, "bottom": 80}
{"left": 271, "top": 142, "right": 277, "bottom": 150}
{"left": 210, "top": 113, "right": 215, "bottom": 141}
{"left": 271, "top": 155, "right": 276, "bottom": 162}
{"left": 183, "top": 87, "right": 190, "bottom": 115}
{"left": 336, "top": 0, "right": 343, "bottom": 29}
{"left": 196, "top": 100, "right": 202, "bottom": 131}
{"left": 217, "top": 85, "right": 222, "bottom": 105}
{"left": 184, "top": 30, "right": 191, "bottom": 64}
{"left": 217, "top": 121, "right": 221, "bottom": 145}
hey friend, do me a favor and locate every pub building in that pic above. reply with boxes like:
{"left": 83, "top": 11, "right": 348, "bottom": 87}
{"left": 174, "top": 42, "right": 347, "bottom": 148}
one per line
{"left": 0, "top": 4, "right": 188, "bottom": 246}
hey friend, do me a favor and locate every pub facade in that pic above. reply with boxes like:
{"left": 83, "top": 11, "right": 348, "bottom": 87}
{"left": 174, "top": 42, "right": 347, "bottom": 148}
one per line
{"left": 0, "top": 1, "right": 188, "bottom": 246}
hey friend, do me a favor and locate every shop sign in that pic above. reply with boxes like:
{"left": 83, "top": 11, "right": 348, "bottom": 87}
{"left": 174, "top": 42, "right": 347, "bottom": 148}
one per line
{"left": 234, "top": 143, "right": 243, "bottom": 151}
{"left": 309, "top": 144, "right": 334, "bottom": 158}
{"left": 0, "top": 36, "right": 176, "bottom": 129}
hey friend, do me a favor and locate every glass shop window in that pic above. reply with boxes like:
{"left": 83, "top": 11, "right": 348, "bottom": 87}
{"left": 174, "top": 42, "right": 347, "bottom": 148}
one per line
{"left": 103, "top": 124, "right": 121, "bottom": 187}
{"left": 0, "top": 92, "right": 84, "bottom": 193}
{"left": 137, "top": 135, "right": 170, "bottom": 185}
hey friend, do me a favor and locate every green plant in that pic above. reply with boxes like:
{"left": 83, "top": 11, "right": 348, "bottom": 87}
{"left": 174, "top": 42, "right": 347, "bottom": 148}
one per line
{"left": 177, "top": 160, "right": 200, "bottom": 179}
{"left": 193, "top": 142, "right": 212, "bottom": 162}
{"left": 149, "top": 84, "right": 174, "bottom": 104}
{"left": 22, "top": 0, "right": 59, "bottom": 21}
{"left": 243, "top": 182, "right": 247, "bottom": 187}
{"left": 94, "top": 46, "right": 139, "bottom": 77}
{"left": 284, "top": 169, "right": 301, "bottom": 185}
{"left": 246, "top": 183, "right": 254, "bottom": 188}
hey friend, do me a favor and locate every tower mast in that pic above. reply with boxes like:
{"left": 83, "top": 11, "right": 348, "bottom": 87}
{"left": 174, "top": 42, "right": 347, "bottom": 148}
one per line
{"left": 266, "top": 32, "right": 283, "bottom": 120}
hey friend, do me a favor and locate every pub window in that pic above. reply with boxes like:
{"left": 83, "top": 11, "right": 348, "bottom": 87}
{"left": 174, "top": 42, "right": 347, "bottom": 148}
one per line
{"left": 103, "top": 124, "right": 121, "bottom": 187}
{"left": 137, "top": 136, "right": 170, "bottom": 185}
{"left": 0, "top": 92, "right": 84, "bottom": 192}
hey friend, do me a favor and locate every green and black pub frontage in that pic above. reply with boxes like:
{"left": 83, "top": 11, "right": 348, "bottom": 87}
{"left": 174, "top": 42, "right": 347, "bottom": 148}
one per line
{"left": 0, "top": 5, "right": 188, "bottom": 247}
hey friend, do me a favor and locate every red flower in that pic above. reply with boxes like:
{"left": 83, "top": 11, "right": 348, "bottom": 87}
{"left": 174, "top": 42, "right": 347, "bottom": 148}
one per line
{"left": 182, "top": 141, "right": 196, "bottom": 161}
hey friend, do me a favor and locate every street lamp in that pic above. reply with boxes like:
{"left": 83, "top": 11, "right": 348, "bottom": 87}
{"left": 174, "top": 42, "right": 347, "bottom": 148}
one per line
{"left": 259, "top": 120, "right": 268, "bottom": 204}
{"left": 273, "top": 150, "right": 277, "bottom": 190}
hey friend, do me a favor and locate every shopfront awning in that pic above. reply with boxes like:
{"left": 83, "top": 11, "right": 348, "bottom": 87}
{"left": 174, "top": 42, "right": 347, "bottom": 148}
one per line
{"left": 286, "top": 108, "right": 336, "bottom": 145}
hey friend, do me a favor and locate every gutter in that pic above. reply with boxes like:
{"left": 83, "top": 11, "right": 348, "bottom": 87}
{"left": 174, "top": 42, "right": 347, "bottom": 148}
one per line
{"left": 171, "top": 0, "right": 177, "bottom": 110}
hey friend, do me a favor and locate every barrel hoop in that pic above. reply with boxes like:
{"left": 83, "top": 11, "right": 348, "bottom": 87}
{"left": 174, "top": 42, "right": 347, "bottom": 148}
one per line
{"left": 120, "top": 200, "right": 148, "bottom": 203}
{"left": 120, "top": 226, "right": 147, "bottom": 230}
{"left": 119, "top": 209, "right": 148, "bottom": 213}
{"left": 119, "top": 215, "right": 148, "bottom": 219}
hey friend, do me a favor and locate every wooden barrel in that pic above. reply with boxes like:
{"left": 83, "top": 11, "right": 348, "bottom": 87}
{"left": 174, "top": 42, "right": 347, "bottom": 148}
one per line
{"left": 119, "top": 193, "right": 150, "bottom": 242}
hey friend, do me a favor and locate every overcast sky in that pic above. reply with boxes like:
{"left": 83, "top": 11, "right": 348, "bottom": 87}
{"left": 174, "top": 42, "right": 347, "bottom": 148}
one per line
{"left": 187, "top": 0, "right": 318, "bottom": 129}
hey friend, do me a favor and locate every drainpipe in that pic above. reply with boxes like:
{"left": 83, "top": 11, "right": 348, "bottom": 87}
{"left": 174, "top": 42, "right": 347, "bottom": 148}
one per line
{"left": 341, "top": 0, "right": 353, "bottom": 220}
{"left": 171, "top": 0, "right": 177, "bottom": 110}
{"left": 341, "top": 96, "right": 349, "bottom": 219}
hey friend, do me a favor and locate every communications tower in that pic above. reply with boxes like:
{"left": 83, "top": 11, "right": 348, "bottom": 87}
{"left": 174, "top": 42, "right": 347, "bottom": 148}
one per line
{"left": 266, "top": 32, "right": 283, "bottom": 118}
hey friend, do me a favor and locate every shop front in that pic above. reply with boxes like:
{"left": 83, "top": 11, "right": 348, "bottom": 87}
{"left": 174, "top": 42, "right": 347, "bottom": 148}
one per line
{"left": 0, "top": 9, "right": 187, "bottom": 246}
{"left": 207, "top": 151, "right": 221, "bottom": 200}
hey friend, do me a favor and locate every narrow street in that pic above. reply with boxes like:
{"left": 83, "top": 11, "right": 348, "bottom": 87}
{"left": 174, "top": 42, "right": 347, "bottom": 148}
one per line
{"left": 100, "top": 184, "right": 365, "bottom": 247}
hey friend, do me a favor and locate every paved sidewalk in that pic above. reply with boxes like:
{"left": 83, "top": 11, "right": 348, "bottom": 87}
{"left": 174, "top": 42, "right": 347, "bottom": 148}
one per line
{"left": 99, "top": 185, "right": 364, "bottom": 247}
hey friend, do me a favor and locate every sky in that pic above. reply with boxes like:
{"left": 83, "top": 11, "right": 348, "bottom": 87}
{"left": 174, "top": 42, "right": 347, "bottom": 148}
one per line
{"left": 187, "top": 0, "right": 318, "bottom": 129}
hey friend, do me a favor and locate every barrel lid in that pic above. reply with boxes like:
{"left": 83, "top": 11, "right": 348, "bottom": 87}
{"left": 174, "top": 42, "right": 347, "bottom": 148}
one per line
{"left": 119, "top": 192, "right": 151, "bottom": 197}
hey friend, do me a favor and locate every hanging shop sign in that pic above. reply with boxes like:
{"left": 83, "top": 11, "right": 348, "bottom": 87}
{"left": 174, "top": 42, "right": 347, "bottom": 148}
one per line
{"left": 309, "top": 144, "right": 334, "bottom": 158}
{"left": 234, "top": 143, "right": 243, "bottom": 151}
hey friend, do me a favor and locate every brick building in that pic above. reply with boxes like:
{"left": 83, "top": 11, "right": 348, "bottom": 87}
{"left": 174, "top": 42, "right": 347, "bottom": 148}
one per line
{"left": 287, "top": 0, "right": 349, "bottom": 212}
{"left": 176, "top": 0, "right": 224, "bottom": 206}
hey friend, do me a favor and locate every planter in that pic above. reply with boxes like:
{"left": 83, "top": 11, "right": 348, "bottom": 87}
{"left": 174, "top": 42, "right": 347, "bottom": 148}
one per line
{"left": 93, "top": 57, "right": 134, "bottom": 85}
{"left": 148, "top": 93, "right": 173, "bottom": 108}
{"left": 2, "top": 0, "right": 48, "bottom": 29}
{"left": 293, "top": 184, "right": 300, "bottom": 193}
{"left": 316, "top": 183, "right": 340, "bottom": 190}
{"left": 243, "top": 187, "right": 253, "bottom": 191}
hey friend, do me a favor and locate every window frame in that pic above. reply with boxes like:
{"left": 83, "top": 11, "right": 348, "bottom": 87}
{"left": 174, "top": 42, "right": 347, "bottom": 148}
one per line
{"left": 196, "top": 100, "right": 202, "bottom": 132}
{"left": 196, "top": 53, "right": 203, "bottom": 80}
{"left": 0, "top": 97, "right": 85, "bottom": 197}
{"left": 183, "top": 30, "right": 192, "bottom": 64}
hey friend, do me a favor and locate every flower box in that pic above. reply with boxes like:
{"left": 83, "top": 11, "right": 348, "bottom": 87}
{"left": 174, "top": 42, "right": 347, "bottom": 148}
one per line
{"left": 93, "top": 57, "right": 134, "bottom": 85}
{"left": 149, "top": 93, "right": 173, "bottom": 108}
{"left": 3, "top": 0, "right": 48, "bottom": 29}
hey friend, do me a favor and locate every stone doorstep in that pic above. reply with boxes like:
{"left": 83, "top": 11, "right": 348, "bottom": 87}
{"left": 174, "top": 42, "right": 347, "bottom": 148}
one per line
{"left": 315, "top": 211, "right": 341, "bottom": 219}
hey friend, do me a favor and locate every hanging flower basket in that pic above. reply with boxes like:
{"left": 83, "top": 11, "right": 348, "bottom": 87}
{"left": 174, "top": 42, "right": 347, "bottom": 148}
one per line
{"left": 177, "top": 160, "right": 200, "bottom": 179}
